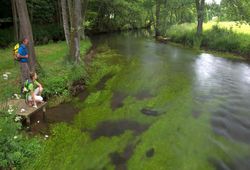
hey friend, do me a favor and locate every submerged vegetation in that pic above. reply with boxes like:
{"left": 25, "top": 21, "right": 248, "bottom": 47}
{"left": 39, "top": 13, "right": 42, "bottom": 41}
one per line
{"left": 23, "top": 42, "right": 250, "bottom": 169}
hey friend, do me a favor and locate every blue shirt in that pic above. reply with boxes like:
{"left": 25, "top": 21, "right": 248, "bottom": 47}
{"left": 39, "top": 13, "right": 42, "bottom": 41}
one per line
{"left": 18, "top": 44, "right": 28, "bottom": 63}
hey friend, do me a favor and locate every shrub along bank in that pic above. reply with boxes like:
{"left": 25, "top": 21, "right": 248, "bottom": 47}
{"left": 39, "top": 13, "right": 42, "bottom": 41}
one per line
{"left": 165, "top": 23, "right": 250, "bottom": 59}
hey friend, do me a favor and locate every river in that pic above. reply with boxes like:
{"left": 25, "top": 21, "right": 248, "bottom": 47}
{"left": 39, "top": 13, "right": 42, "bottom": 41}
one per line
{"left": 32, "top": 31, "right": 250, "bottom": 170}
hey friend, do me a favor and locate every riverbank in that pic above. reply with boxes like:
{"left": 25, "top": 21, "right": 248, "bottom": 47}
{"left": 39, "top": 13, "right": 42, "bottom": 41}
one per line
{"left": 0, "top": 39, "right": 92, "bottom": 169}
{"left": 0, "top": 39, "right": 91, "bottom": 105}
{"left": 165, "top": 22, "right": 250, "bottom": 60}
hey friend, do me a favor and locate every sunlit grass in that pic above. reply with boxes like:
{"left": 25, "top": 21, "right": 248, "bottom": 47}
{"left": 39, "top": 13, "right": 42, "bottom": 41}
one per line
{"left": 204, "top": 21, "right": 250, "bottom": 34}
{"left": 165, "top": 21, "right": 250, "bottom": 58}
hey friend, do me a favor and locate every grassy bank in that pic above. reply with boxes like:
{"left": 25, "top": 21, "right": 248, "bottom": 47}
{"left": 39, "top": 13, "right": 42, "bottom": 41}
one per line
{"left": 165, "top": 22, "right": 250, "bottom": 59}
{"left": 0, "top": 39, "right": 91, "bottom": 105}
{"left": 0, "top": 40, "right": 91, "bottom": 169}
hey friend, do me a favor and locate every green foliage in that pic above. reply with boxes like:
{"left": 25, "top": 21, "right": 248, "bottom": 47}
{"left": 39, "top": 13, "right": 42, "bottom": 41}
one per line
{"left": 166, "top": 23, "right": 197, "bottom": 47}
{"left": 42, "top": 75, "right": 68, "bottom": 98}
{"left": 166, "top": 23, "right": 250, "bottom": 58}
{"left": 221, "top": 0, "right": 250, "bottom": 22}
{"left": 0, "top": 109, "right": 41, "bottom": 169}
{"left": 202, "top": 25, "right": 241, "bottom": 52}
{"left": 26, "top": 0, "right": 58, "bottom": 24}
{"left": 0, "top": 28, "right": 14, "bottom": 47}
{"left": 0, "top": 24, "right": 64, "bottom": 47}
{"left": 32, "top": 24, "right": 64, "bottom": 45}
{"left": 86, "top": 0, "right": 149, "bottom": 33}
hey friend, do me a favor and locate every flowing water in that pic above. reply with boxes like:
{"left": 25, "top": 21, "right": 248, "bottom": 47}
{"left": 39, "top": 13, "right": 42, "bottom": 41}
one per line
{"left": 32, "top": 31, "right": 250, "bottom": 170}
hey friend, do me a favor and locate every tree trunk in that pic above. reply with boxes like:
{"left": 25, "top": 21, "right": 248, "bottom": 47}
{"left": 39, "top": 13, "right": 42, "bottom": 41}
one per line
{"left": 15, "top": 0, "right": 38, "bottom": 71}
{"left": 163, "top": 0, "right": 168, "bottom": 30}
{"left": 11, "top": 0, "right": 19, "bottom": 41}
{"left": 196, "top": 0, "right": 205, "bottom": 36}
{"left": 67, "top": 0, "right": 73, "bottom": 28}
{"left": 61, "top": 0, "right": 70, "bottom": 45}
{"left": 69, "top": 0, "right": 81, "bottom": 63}
{"left": 80, "top": 0, "right": 88, "bottom": 39}
{"left": 155, "top": 0, "right": 161, "bottom": 37}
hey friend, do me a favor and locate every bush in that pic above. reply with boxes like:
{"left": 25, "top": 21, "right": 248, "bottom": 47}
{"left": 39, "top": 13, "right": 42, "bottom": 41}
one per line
{"left": 166, "top": 23, "right": 196, "bottom": 47}
{"left": 32, "top": 24, "right": 64, "bottom": 45}
{"left": 42, "top": 75, "right": 69, "bottom": 99}
{"left": 0, "top": 107, "right": 41, "bottom": 169}
{"left": 202, "top": 25, "right": 241, "bottom": 52}
{"left": 166, "top": 23, "right": 250, "bottom": 58}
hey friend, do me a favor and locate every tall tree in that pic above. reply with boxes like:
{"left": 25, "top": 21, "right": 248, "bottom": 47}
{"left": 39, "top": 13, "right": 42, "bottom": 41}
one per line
{"left": 15, "top": 0, "right": 38, "bottom": 71}
{"left": 61, "top": 0, "right": 70, "bottom": 45}
{"left": 195, "top": 0, "right": 205, "bottom": 36}
{"left": 61, "top": 0, "right": 82, "bottom": 63}
{"left": 80, "top": 0, "right": 88, "bottom": 39}
{"left": 69, "top": 0, "right": 81, "bottom": 63}
{"left": 11, "top": 0, "right": 19, "bottom": 41}
{"left": 155, "top": 0, "right": 161, "bottom": 36}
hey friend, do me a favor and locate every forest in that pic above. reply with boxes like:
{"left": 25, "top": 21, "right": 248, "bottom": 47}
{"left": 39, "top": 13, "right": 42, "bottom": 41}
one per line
{"left": 0, "top": 0, "right": 250, "bottom": 170}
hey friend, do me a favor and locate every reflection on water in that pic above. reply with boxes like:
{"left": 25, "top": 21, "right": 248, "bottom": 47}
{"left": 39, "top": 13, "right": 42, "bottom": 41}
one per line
{"left": 92, "top": 30, "right": 250, "bottom": 170}
{"left": 193, "top": 53, "right": 250, "bottom": 170}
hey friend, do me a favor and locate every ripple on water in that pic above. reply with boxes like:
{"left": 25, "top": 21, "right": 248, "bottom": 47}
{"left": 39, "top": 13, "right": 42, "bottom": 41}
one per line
{"left": 211, "top": 109, "right": 250, "bottom": 144}
{"left": 210, "top": 157, "right": 250, "bottom": 170}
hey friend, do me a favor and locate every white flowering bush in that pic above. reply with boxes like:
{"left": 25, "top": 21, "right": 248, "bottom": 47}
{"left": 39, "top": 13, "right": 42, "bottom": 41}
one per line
{"left": 0, "top": 108, "right": 41, "bottom": 169}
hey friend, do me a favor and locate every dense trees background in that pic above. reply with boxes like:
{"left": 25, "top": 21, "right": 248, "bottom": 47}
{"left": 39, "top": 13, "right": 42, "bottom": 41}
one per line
{"left": 0, "top": 0, "right": 250, "bottom": 47}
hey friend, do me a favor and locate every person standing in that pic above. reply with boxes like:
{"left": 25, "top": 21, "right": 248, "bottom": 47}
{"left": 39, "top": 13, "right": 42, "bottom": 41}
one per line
{"left": 17, "top": 37, "right": 30, "bottom": 86}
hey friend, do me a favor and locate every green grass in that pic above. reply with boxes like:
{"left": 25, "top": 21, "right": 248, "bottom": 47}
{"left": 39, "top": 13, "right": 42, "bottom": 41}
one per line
{"left": 165, "top": 22, "right": 250, "bottom": 59}
{"left": 0, "top": 40, "right": 91, "bottom": 104}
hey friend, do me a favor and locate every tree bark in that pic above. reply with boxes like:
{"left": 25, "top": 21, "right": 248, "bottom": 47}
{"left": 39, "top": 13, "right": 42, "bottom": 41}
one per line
{"left": 15, "top": 0, "right": 38, "bottom": 71}
{"left": 155, "top": 0, "right": 161, "bottom": 37}
{"left": 67, "top": 0, "right": 73, "bottom": 28}
{"left": 69, "top": 0, "right": 81, "bottom": 63}
{"left": 196, "top": 0, "right": 205, "bottom": 36}
{"left": 11, "top": 0, "right": 19, "bottom": 41}
{"left": 61, "top": 0, "right": 70, "bottom": 45}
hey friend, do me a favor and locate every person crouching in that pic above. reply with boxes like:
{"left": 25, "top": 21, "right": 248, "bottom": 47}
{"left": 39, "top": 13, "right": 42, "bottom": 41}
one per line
{"left": 24, "top": 72, "right": 43, "bottom": 108}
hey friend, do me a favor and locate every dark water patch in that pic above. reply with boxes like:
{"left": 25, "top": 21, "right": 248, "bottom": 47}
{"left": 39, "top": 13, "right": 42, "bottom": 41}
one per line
{"left": 78, "top": 90, "right": 90, "bottom": 101}
{"left": 192, "top": 108, "right": 202, "bottom": 118}
{"left": 29, "top": 103, "right": 79, "bottom": 135}
{"left": 45, "top": 103, "right": 79, "bottom": 123}
{"left": 211, "top": 111, "right": 250, "bottom": 144}
{"left": 209, "top": 158, "right": 231, "bottom": 170}
{"left": 146, "top": 148, "right": 155, "bottom": 158}
{"left": 110, "top": 144, "right": 135, "bottom": 170}
{"left": 111, "top": 91, "right": 127, "bottom": 111}
{"left": 96, "top": 73, "right": 114, "bottom": 91}
{"left": 135, "top": 90, "right": 154, "bottom": 100}
{"left": 91, "top": 120, "right": 149, "bottom": 140}
{"left": 141, "top": 108, "right": 160, "bottom": 116}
